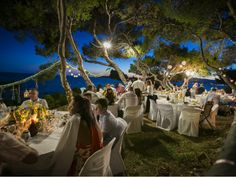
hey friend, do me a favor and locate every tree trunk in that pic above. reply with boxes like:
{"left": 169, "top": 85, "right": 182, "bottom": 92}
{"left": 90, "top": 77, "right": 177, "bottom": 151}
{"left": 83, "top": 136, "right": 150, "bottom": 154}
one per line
{"left": 57, "top": 0, "right": 73, "bottom": 103}
{"left": 67, "top": 24, "right": 94, "bottom": 86}
{"left": 103, "top": 49, "right": 127, "bottom": 84}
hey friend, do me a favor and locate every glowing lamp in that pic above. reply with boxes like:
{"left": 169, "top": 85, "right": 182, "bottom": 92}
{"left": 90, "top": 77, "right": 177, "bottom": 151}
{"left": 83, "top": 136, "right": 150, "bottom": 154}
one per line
{"left": 167, "top": 65, "right": 173, "bottom": 70}
{"left": 103, "top": 41, "right": 112, "bottom": 49}
{"left": 181, "top": 61, "right": 187, "bottom": 66}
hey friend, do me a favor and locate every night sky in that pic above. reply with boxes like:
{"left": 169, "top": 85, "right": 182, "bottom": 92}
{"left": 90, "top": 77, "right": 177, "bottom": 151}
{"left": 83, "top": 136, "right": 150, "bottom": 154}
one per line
{"left": 0, "top": 27, "right": 200, "bottom": 74}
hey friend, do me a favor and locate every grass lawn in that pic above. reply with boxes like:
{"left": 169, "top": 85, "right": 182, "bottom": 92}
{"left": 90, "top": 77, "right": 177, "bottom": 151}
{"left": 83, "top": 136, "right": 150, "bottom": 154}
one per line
{"left": 123, "top": 115, "right": 233, "bottom": 176}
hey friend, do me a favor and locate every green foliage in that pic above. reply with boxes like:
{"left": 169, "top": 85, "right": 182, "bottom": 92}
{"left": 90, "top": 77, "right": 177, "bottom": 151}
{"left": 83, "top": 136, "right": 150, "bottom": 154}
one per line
{"left": 37, "top": 63, "right": 59, "bottom": 82}
{"left": 43, "top": 93, "right": 67, "bottom": 109}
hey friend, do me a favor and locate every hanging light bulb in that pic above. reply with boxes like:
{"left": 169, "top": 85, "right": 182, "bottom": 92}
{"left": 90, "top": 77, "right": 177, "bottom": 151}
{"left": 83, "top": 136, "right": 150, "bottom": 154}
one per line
{"left": 69, "top": 69, "right": 72, "bottom": 72}
{"left": 219, "top": 67, "right": 222, "bottom": 71}
{"left": 181, "top": 61, "right": 187, "bottom": 66}
{"left": 230, "top": 79, "right": 234, "bottom": 83}
{"left": 103, "top": 41, "right": 112, "bottom": 49}
{"left": 223, "top": 74, "right": 226, "bottom": 77}
{"left": 167, "top": 65, "right": 173, "bottom": 69}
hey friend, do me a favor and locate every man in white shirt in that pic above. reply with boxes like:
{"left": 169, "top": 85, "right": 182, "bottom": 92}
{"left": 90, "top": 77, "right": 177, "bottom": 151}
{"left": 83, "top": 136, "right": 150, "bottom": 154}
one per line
{"left": 116, "top": 86, "right": 138, "bottom": 108}
{"left": 132, "top": 78, "right": 145, "bottom": 92}
{"left": 21, "top": 89, "right": 48, "bottom": 109}
{"left": 95, "top": 98, "right": 122, "bottom": 145}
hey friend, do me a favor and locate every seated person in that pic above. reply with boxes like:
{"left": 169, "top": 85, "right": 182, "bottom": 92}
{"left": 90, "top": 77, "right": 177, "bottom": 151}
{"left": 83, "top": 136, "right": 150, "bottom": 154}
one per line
{"left": 104, "top": 88, "right": 116, "bottom": 105}
{"left": 116, "top": 86, "right": 138, "bottom": 108}
{"left": 95, "top": 98, "right": 121, "bottom": 145}
{"left": 116, "top": 83, "right": 126, "bottom": 96}
{"left": 0, "top": 132, "right": 38, "bottom": 175}
{"left": 197, "top": 84, "right": 205, "bottom": 94}
{"left": 21, "top": 88, "right": 48, "bottom": 109}
{"left": 83, "top": 85, "right": 100, "bottom": 103}
{"left": 68, "top": 95, "right": 102, "bottom": 175}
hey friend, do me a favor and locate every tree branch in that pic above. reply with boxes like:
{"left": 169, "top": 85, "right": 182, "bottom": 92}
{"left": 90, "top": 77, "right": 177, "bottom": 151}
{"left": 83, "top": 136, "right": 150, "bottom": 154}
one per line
{"left": 227, "top": 0, "right": 236, "bottom": 22}
{"left": 83, "top": 57, "right": 111, "bottom": 67}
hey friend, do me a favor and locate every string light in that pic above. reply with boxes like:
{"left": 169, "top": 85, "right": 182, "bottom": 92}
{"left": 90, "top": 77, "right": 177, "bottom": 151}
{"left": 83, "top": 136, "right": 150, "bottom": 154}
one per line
{"left": 167, "top": 65, "right": 173, "bottom": 69}
{"left": 181, "top": 61, "right": 187, "bottom": 66}
{"left": 103, "top": 41, "right": 112, "bottom": 49}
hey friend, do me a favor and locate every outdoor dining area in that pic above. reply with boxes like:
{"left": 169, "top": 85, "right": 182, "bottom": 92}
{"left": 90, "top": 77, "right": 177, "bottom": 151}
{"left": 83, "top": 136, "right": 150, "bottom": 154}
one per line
{"left": 0, "top": 78, "right": 235, "bottom": 175}
{"left": 1, "top": 0, "right": 236, "bottom": 176}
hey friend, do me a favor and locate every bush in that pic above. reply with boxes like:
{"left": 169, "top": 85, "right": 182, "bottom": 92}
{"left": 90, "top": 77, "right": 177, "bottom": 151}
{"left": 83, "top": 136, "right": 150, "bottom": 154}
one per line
{"left": 43, "top": 93, "right": 67, "bottom": 109}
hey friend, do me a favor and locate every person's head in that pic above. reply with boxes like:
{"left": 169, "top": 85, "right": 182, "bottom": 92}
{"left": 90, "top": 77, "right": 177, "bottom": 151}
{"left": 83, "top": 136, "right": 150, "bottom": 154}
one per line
{"left": 97, "top": 84, "right": 103, "bottom": 92}
{"left": 68, "top": 95, "right": 94, "bottom": 127}
{"left": 72, "top": 87, "right": 82, "bottom": 95}
{"left": 83, "top": 93, "right": 92, "bottom": 102}
{"left": 105, "top": 88, "right": 115, "bottom": 105}
{"left": 87, "top": 85, "right": 93, "bottom": 91}
{"left": 95, "top": 98, "right": 108, "bottom": 115}
{"left": 128, "top": 86, "right": 134, "bottom": 92}
{"left": 212, "top": 88, "right": 217, "bottom": 92}
{"left": 146, "top": 80, "right": 152, "bottom": 86}
{"left": 29, "top": 88, "right": 39, "bottom": 101}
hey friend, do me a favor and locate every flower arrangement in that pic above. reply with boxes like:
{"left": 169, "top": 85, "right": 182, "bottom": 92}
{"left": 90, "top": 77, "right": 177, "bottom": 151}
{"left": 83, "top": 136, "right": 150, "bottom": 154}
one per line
{"left": 13, "top": 102, "right": 50, "bottom": 136}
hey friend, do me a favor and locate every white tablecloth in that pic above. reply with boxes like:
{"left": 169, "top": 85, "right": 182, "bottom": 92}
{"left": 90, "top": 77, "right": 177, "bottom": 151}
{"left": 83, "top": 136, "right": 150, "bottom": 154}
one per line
{"left": 156, "top": 99, "right": 200, "bottom": 127}
{"left": 27, "top": 127, "right": 64, "bottom": 155}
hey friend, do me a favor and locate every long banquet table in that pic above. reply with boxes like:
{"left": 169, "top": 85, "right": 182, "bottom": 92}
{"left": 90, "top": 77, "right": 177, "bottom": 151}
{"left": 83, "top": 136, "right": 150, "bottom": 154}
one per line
{"left": 7, "top": 111, "right": 69, "bottom": 175}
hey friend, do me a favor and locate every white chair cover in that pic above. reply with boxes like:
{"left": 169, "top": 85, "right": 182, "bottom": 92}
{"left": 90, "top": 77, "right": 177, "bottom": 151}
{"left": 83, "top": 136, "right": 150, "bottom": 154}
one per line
{"left": 110, "top": 118, "right": 127, "bottom": 175}
{"left": 51, "top": 114, "right": 81, "bottom": 175}
{"left": 123, "top": 105, "right": 143, "bottom": 134}
{"left": 156, "top": 103, "right": 176, "bottom": 131}
{"left": 148, "top": 99, "right": 158, "bottom": 121}
{"left": 108, "top": 104, "right": 119, "bottom": 117}
{"left": 79, "top": 138, "right": 116, "bottom": 176}
{"left": 202, "top": 104, "right": 219, "bottom": 128}
{"left": 178, "top": 108, "right": 201, "bottom": 137}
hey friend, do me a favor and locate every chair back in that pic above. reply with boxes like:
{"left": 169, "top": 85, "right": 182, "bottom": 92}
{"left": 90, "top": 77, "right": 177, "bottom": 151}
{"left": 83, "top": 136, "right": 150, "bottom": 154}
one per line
{"left": 202, "top": 101, "right": 214, "bottom": 117}
{"left": 148, "top": 99, "right": 158, "bottom": 121}
{"left": 51, "top": 115, "right": 81, "bottom": 175}
{"left": 124, "top": 105, "right": 142, "bottom": 118}
{"left": 108, "top": 104, "right": 119, "bottom": 117}
{"left": 79, "top": 138, "right": 116, "bottom": 176}
{"left": 110, "top": 119, "right": 128, "bottom": 175}
{"left": 124, "top": 105, "right": 143, "bottom": 134}
{"left": 156, "top": 103, "right": 175, "bottom": 130}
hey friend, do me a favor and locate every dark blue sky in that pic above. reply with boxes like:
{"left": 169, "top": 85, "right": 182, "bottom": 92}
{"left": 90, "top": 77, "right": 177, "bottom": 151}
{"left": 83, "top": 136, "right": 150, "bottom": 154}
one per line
{"left": 0, "top": 28, "right": 200, "bottom": 74}
{"left": 0, "top": 28, "right": 136, "bottom": 74}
